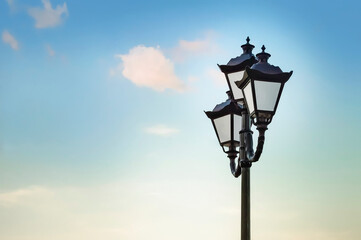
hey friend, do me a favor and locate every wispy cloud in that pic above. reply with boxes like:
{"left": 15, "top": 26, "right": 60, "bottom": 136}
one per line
{"left": 0, "top": 181, "right": 232, "bottom": 240}
{"left": 2, "top": 30, "right": 19, "bottom": 50}
{"left": 0, "top": 186, "right": 52, "bottom": 207}
{"left": 171, "top": 32, "right": 218, "bottom": 62}
{"left": 45, "top": 44, "right": 55, "bottom": 56}
{"left": 6, "top": 0, "right": 14, "bottom": 7}
{"left": 112, "top": 45, "right": 186, "bottom": 92}
{"left": 206, "top": 67, "right": 226, "bottom": 86}
{"left": 145, "top": 124, "right": 180, "bottom": 136}
{"left": 28, "top": 0, "right": 68, "bottom": 29}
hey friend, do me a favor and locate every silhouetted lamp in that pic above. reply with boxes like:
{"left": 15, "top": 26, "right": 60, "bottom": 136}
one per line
{"left": 205, "top": 91, "right": 243, "bottom": 161}
{"left": 218, "top": 37, "right": 257, "bottom": 102}
{"left": 204, "top": 38, "right": 293, "bottom": 240}
{"left": 236, "top": 45, "right": 293, "bottom": 125}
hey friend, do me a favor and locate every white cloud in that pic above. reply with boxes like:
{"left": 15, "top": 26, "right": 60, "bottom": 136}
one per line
{"left": 145, "top": 124, "right": 180, "bottom": 136}
{"left": 109, "top": 32, "right": 220, "bottom": 92}
{"left": 171, "top": 33, "right": 217, "bottom": 62}
{"left": 2, "top": 30, "right": 19, "bottom": 50}
{"left": 113, "top": 45, "right": 186, "bottom": 92}
{"left": 46, "top": 44, "right": 55, "bottom": 56}
{"left": 28, "top": 0, "right": 68, "bottom": 29}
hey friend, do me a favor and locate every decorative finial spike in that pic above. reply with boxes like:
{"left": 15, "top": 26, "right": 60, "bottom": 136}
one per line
{"left": 246, "top": 36, "right": 250, "bottom": 44}
{"left": 261, "top": 45, "right": 266, "bottom": 52}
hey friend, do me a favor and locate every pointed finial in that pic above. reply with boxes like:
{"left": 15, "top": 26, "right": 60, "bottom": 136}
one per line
{"left": 240, "top": 36, "right": 255, "bottom": 55}
{"left": 256, "top": 45, "right": 271, "bottom": 62}
{"left": 261, "top": 45, "right": 266, "bottom": 52}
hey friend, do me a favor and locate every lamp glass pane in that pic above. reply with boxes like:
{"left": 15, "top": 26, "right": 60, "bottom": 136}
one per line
{"left": 244, "top": 82, "right": 255, "bottom": 114}
{"left": 227, "top": 71, "right": 244, "bottom": 100}
{"left": 254, "top": 81, "right": 281, "bottom": 111}
{"left": 214, "top": 115, "right": 231, "bottom": 143}
{"left": 233, "top": 114, "right": 242, "bottom": 142}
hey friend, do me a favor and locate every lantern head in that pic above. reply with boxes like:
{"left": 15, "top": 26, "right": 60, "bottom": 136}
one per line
{"left": 236, "top": 45, "right": 293, "bottom": 126}
{"left": 205, "top": 91, "right": 244, "bottom": 160}
{"left": 218, "top": 37, "right": 258, "bottom": 103}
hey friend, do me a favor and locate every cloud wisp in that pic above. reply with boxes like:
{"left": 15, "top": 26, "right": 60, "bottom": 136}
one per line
{"left": 171, "top": 33, "right": 218, "bottom": 62}
{"left": 28, "top": 0, "right": 68, "bottom": 29}
{"left": 46, "top": 44, "right": 55, "bottom": 56}
{"left": 206, "top": 67, "right": 226, "bottom": 86}
{"left": 0, "top": 186, "right": 52, "bottom": 207}
{"left": 0, "top": 181, "right": 236, "bottom": 240}
{"left": 113, "top": 45, "right": 186, "bottom": 92}
{"left": 145, "top": 124, "right": 180, "bottom": 137}
{"left": 2, "top": 30, "right": 19, "bottom": 50}
{"left": 6, "top": 0, "right": 14, "bottom": 9}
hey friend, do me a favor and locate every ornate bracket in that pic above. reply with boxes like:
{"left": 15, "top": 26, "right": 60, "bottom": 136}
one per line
{"left": 229, "top": 110, "right": 268, "bottom": 178}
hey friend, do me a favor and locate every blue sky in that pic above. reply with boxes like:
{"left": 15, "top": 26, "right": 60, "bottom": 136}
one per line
{"left": 1, "top": 0, "right": 361, "bottom": 239}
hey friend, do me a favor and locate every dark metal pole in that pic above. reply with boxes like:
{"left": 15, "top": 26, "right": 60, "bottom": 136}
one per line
{"left": 241, "top": 166, "right": 251, "bottom": 240}
{"left": 240, "top": 108, "right": 251, "bottom": 240}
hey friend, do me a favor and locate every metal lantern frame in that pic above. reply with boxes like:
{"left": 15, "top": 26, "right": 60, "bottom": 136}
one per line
{"left": 237, "top": 66, "right": 293, "bottom": 125}
{"left": 205, "top": 92, "right": 243, "bottom": 160}
{"left": 218, "top": 37, "right": 257, "bottom": 103}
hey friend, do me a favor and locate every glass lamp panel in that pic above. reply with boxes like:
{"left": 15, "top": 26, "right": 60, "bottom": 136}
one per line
{"left": 227, "top": 71, "right": 244, "bottom": 100}
{"left": 244, "top": 82, "right": 255, "bottom": 114}
{"left": 233, "top": 114, "right": 242, "bottom": 142}
{"left": 254, "top": 80, "right": 281, "bottom": 111}
{"left": 214, "top": 115, "right": 231, "bottom": 144}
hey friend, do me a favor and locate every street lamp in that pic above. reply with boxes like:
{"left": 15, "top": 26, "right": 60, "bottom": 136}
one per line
{"left": 205, "top": 37, "right": 293, "bottom": 240}
{"left": 236, "top": 45, "right": 293, "bottom": 126}
{"left": 205, "top": 91, "right": 243, "bottom": 170}
{"left": 218, "top": 37, "right": 257, "bottom": 103}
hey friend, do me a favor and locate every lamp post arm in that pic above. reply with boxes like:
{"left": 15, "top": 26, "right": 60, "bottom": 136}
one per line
{"left": 229, "top": 108, "right": 249, "bottom": 178}
{"left": 228, "top": 111, "right": 268, "bottom": 176}
{"left": 227, "top": 145, "right": 242, "bottom": 177}
{"left": 246, "top": 125, "right": 267, "bottom": 162}
{"left": 230, "top": 157, "right": 242, "bottom": 177}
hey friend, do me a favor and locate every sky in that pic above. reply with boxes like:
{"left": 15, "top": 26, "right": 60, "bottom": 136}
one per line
{"left": 1, "top": 0, "right": 361, "bottom": 240}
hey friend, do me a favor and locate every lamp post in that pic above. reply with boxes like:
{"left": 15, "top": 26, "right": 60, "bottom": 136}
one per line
{"left": 205, "top": 37, "right": 293, "bottom": 240}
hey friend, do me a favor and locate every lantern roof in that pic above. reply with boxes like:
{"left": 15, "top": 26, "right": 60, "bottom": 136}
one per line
{"left": 218, "top": 37, "right": 257, "bottom": 73}
{"left": 205, "top": 91, "right": 244, "bottom": 119}
{"left": 235, "top": 45, "right": 293, "bottom": 88}
{"left": 238, "top": 67, "right": 293, "bottom": 86}
{"left": 251, "top": 45, "right": 284, "bottom": 74}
